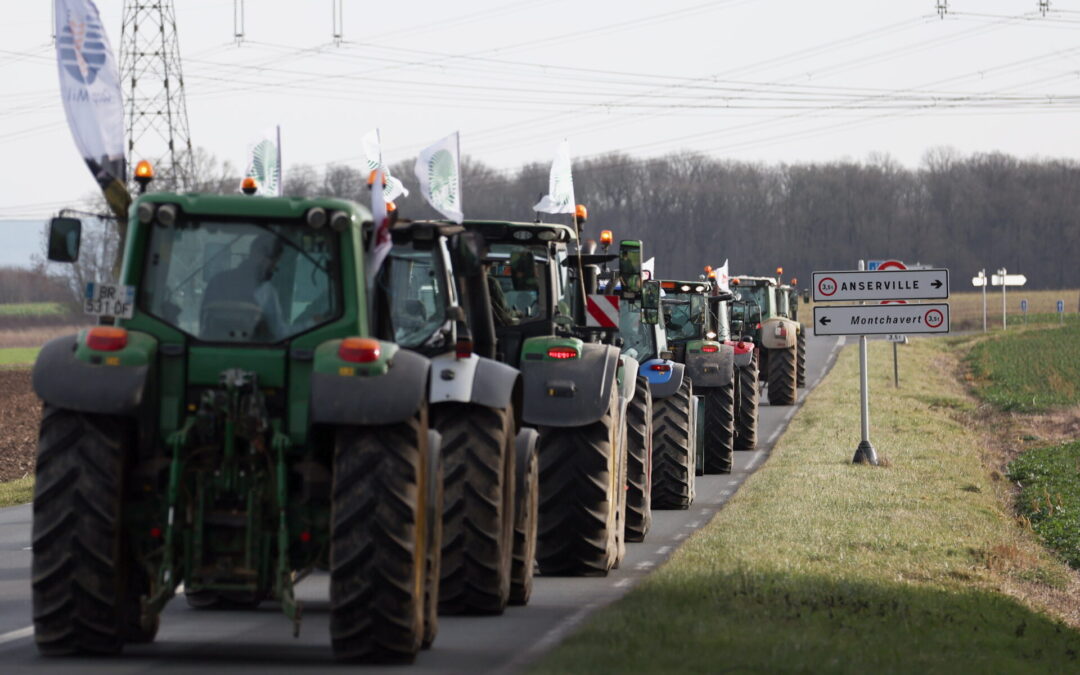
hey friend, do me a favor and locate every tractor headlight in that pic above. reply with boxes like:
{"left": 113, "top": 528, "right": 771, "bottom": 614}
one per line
{"left": 156, "top": 203, "right": 178, "bottom": 227}
{"left": 306, "top": 207, "right": 327, "bottom": 229}
{"left": 136, "top": 202, "right": 156, "bottom": 225}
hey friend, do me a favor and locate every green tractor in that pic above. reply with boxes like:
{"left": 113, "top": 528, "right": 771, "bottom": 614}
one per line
{"left": 731, "top": 274, "right": 801, "bottom": 406}
{"left": 658, "top": 279, "right": 736, "bottom": 475}
{"left": 444, "top": 219, "right": 639, "bottom": 577}
{"left": 778, "top": 279, "right": 807, "bottom": 388}
{"left": 707, "top": 289, "right": 760, "bottom": 451}
{"left": 377, "top": 220, "right": 539, "bottom": 613}
{"left": 33, "top": 192, "right": 440, "bottom": 661}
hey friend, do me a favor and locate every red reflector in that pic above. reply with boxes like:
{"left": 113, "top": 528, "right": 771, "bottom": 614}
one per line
{"left": 149, "top": 527, "right": 162, "bottom": 539}
{"left": 755, "top": 323, "right": 762, "bottom": 330}
{"left": 339, "top": 337, "right": 381, "bottom": 363}
{"left": 86, "top": 326, "right": 128, "bottom": 351}
{"left": 650, "top": 364, "right": 671, "bottom": 372}
{"left": 456, "top": 338, "right": 473, "bottom": 359}
{"left": 702, "top": 344, "right": 719, "bottom": 353}
{"left": 547, "top": 347, "right": 579, "bottom": 360}
{"left": 300, "top": 531, "right": 312, "bottom": 543}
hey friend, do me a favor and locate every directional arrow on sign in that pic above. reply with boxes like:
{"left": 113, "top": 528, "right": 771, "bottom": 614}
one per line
{"left": 931, "top": 279, "right": 943, "bottom": 289}
{"left": 811, "top": 269, "right": 949, "bottom": 302}
{"left": 820, "top": 315, "right": 832, "bottom": 326}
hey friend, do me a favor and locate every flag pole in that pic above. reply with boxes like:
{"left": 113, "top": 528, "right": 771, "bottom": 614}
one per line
{"left": 275, "top": 125, "right": 283, "bottom": 196}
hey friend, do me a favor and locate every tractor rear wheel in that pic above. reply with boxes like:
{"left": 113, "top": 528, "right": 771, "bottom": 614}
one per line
{"left": 797, "top": 328, "right": 807, "bottom": 388}
{"left": 433, "top": 403, "right": 515, "bottom": 615}
{"left": 330, "top": 409, "right": 429, "bottom": 662}
{"left": 510, "top": 429, "right": 539, "bottom": 605}
{"left": 536, "top": 384, "right": 622, "bottom": 576}
{"left": 735, "top": 354, "right": 760, "bottom": 450}
{"left": 767, "top": 346, "right": 798, "bottom": 405}
{"left": 32, "top": 407, "right": 135, "bottom": 655}
{"left": 702, "top": 381, "right": 735, "bottom": 474}
{"left": 625, "top": 375, "right": 653, "bottom": 542}
{"left": 651, "top": 377, "right": 694, "bottom": 509}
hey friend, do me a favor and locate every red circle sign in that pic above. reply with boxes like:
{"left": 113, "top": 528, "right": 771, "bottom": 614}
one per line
{"left": 876, "top": 260, "right": 906, "bottom": 271}
{"left": 924, "top": 309, "right": 944, "bottom": 329}
{"left": 818, "top": 276, "right": 837, "bottom": 297}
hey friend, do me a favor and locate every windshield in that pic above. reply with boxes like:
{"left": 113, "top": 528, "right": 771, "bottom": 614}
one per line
{"left": 378, "top": 245, "right": 449, "bottom": 349}
{"left": 738, "top": 284, "right": 773, "bottom": 318}
{"left": 663, "top": 293, "right": 704, "bottom": 342}
{"left": 487, "top": 243, "right": 548, "bottom": 325}
{"left": 139, "top": 219, "right": 338, "bottom": 343}
{"left": 777, "top": 290, "right": 790, "bottom": 317}
{"left": 619, "top": 305, "right": 655, "bottom": 360}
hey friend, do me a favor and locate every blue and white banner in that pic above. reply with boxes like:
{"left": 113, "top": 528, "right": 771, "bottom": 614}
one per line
{"left": 414, "top": 132, "right": 463, "bottom": 224}
{"left": 241, "top": 126, "right": 283, "bottom": 196}
{"left": 362, "top": 128, "right": 408, "bottom": 202}
{"left": 54, "top": 0, "right": 126, "bottom": 191}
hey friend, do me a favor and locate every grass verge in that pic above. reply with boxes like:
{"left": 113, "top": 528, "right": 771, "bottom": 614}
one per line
{"left": 0, "top": 302, "right": 66, "bottom": 317}
{"left": 0, "top": 476, "right": 33, "bottom": 508}
{"left": 532, "top": 338, "right": 1080, "bottom": 673}
{"left": 1008, "top": 442, "right": 1080, "bottom": 570}
{"left": 0, "top": 347, "right": 39, "bottom": 366}
{"left": 965, "top": 323, "right": 1080, "bottom": 412}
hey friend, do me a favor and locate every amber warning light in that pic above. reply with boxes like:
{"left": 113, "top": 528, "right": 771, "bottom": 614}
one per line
{"left": 599, "top": 230, "right": 613, "bottom": 246}
{"left": 134, "top": 160, "right": 154, "bottom": 193}
{"left": 241, "top": 176, "right": 258, "bottom": 195}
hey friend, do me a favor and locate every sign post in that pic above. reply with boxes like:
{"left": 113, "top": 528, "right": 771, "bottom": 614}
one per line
{"left": 990, "top": 270, "right": 1027, "bottom": 330}
{"left": 855, "top": 260, "right": 877, "bottom": 465}
{"left": 1020, "top": 298, "right": 1028, "bottom": 324}
{"left": 1058, "top": 299, "right": 1065, "bottom": 325}
{"left": 972, "top": 269, "right": 987, "bottom": 332}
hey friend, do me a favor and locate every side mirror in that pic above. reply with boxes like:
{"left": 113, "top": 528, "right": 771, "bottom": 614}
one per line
{"left": 642, "top": 279, "right": 660, "bottom": 310}
{"left": 643, "top": 308, "right": 659, "bottom": 325}
{"left": 618, "top": 240, "right": 643, "bottom": 295}
{"left": 731, "top": 319, "right": 744, "bottom": 334}
{"left": 748, "top": 303, "right": 762, "bottom": 325}
{"left": 802, "top": 289, "right": 810, "bottom": 304}
{"left": 509, "top": 250, "right": 539, "bottom": 292}
{"left": 47, "top": 217, "right": 82, "bottom": 263}
{"left": 690, "top": 294, "right": 707, "bottom": 325}
{"left": 450, "top": 231, "right": 488, "bottom": 277}
{"left": 659, "top": 350, "right": 674, "bottom": 361}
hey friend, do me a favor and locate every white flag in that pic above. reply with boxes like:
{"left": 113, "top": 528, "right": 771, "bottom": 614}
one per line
{"left": 241, "top": 126, "right": 282, "bottom": 196}
{"left": 362, "top": 128, "right": 408, "bottom": 202}
{"left": 55, "top": 0, "right": 125, "bottom": 191}
{"left": 366, "top": 167, "right": 391, "bottom": 285}
{"left": 642, "top": 257, "right": 655, "bottom": 281}
{"left": 716, "top": 259, "right": 729, "bottom": 293}
{"left": 534, "top": 139, "right": 576, "bottom": 214}
{"left": 414, "top": 132, "right": 463, "bottom": 224}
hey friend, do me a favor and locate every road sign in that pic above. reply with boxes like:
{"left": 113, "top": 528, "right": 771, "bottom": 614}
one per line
{"left": 812, "top": 269, "right": 949, "bottom": 302}
{"left": 585, "top": 294, "right": 620, "bottom": 328}
{"left": 1020, "top": 299, "right": 1028, "bottom": 313}
{"left": 972, "top": 276, "right": 987, "bottom": 287}
{"left": 1058, "top": 300, "right": 1065, "bottom": 313}
{"left": 886, "top": 334, "right": 908, "bottom": 343}
{"left": 991, "top": 273, "right": 1027, "bottom": 286}
{"left": 813, "top": 303, "right": 950, "bottom": 336}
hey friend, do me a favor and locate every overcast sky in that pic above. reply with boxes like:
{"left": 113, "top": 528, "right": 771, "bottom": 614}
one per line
{"left": 3, "top": 0, "right": 1080, "bottom": 223}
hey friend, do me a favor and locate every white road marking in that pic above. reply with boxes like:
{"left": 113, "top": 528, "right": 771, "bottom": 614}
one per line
{"left": 674, "top": 533, "right": 688, "bottom": 541}
{"left": 0, "top": 625, "right": 33, "bottom": 646}
{"left": 719, "top": 489, "right": 732, "bottom": 497}
{"left": 613, "top": 578, "right": 632, "bottom": 588}
{"left": 656, "top": 546, "right": 672, "bottom": 555}
{"left": 685, "top": 520, "right": 700, "bottom": 528}
{"left": 634, "top": 560, "right": 656, "bottom": 571}
{"left": 21, "top": 547, "right": 30, "bottom": 551}
{"left": 726, "top": 479, "right": 738, "bottom": 485}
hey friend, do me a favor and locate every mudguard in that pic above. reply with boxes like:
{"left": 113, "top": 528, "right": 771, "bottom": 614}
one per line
{"left": 726, "top": 340, "right": 755, "bottom": 368}
{"left": 618, "top": 355, "right": 640, "bottom": 408}
{"left": 684, "top": 343, "right": 734, "bottom": 389}
{"left": 310, "top": 346, "right": 429, "bottom": 426}
{"left": 761, "top": 317, "right": 798, "bottom": 350}
{"left": 640, "top": 360, "right": 686, "bottom": 400}
{"left": 32, "top": 332, "right": 156, "bottom": 416}
{"left": 515, "top": 427, "right": 540, "bottom": 496}
{"left": 520, "top": 342, "right": 620, "bottom": 428}
{"left": 429, "top": 352, "right": 523, "bottom": 427}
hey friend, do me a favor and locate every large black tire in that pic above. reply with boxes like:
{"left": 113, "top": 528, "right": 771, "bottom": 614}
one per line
{"left": 510, "top": 429, "right": 539, "bottom": 606}
{"left": 702, "top": 381, "right": 735, "bottom": 474}
{"left": 651, "top": 377, "right": 694, "bottom": 509}
{"left": 422, "top": 429, "right": 443, "bottom": 650}
{"left": 32, "top": 407, "right": 142, "bottom": 655}
{"left": 797, "top": 328, "right": 807, "bottom": 388}
{"left": 433, "top": 403, "right": 515, "bottom": 615}
{"left": 536, "top": 384, "right": 622, "bottom": 576}
{"left": 330, "top": 410, "right": 429, "bottom": 663}
{"left": 624, "top": 375, "right": 653, "bottom": 542}
{"left": 734, "top": 354, "right": 760, "bottom": 450}
{"left": 767, "top": 345, "right": 798, "bottom": 406}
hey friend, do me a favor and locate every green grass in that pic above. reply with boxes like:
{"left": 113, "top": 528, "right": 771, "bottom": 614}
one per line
{"left": 533, "top": 338, "right": 1080, "bottom": 674}
{"left": 1009, "top": 441, "right": 1080, "bottom": 570}
{"left": 965, "top": 323, "right": 1080, "bottom": 412}
{"left": 0, "top": 476, "right": 33, "bottom": 508}
{"left": 0, "top": 347, "right": 39, "bottom": 366}
{"left": 0, "top": 302, "right": 66, "bottom": 316}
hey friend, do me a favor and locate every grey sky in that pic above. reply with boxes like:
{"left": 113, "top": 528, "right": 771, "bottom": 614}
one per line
{"left": 3, "top": 0, "right": 1080, "bottom": 224}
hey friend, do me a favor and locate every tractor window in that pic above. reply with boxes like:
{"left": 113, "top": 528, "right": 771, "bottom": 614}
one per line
{"left": 140, "top": 219, "right": 339, "bottom": 343}
{"left": 619, "top": 305, "right": 655, "bottom": 361}
{"left": 378, "top": 246, "right": 450, "bottom": 349}
{"left": 777, "top": 290, "right": 790, "bottom": 317}
{"left": 487, "top": 244, "right": 548, "bottom": 325}
{"left": 663, "top": 293, "right": 703, "bottom": 342}
{"left": 739, "top": 285, "right": 775, "bottom": 318}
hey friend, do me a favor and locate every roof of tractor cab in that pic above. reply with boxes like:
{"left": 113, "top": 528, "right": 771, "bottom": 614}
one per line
{"left": 731, "top": 275, "right": 778, "bottom": 287}
{"left": 389, "top": 220, "right": 464, "bottom": 244}
{"left": 659, "top": 279, "right": 710, "bottom": 293}
{"left": 136, "top": 192, "right": 371, "bottom": 221}
{"left": 437, "top": 219, "right": 577, "bottom": 244}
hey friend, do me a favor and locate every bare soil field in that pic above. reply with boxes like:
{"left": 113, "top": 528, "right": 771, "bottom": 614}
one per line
{"left": 0, "top": 369, "right": 37, "bottom": 482}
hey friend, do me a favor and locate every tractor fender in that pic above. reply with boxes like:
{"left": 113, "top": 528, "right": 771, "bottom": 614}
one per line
{"left": 618, "top": 355, "right": 640, "bottom": 408}
{"left": 310, "top": 348, "right": 430, "bottom": 426}
{"left": 32, "top": 334, "right": 153, "bottom": 416}
{"left": 520, "top": 342, "right": 620, "bottom": 428}
{"left": 515, "top": 427, "right": 540, "bottom": 497}
{"left": 761, "top": 317, "right": 798, "bottom": 350}
{"left": 646, "top": 361, "right": 687, "bottom": 399}
{"left": 684, "top": 344, "right": 734, "bottom": 389}
{"left": 726, "top": 340, "right": 755, "bottom": 368}
{"left": 428, "top": 353, "right": 522, "bottom": 424}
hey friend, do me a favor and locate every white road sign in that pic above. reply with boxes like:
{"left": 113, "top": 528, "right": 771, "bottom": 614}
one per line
{"left": 991, "top": 273, "right": 1026, "bottom": 286}
{"left": 813, "top": 303, "right": 950, "bottom": 336}
{"left": 972, "top": 276, "right": 987, "bottom": 287}
{"left": 812, "top": 269, "right": 949, "bottom": 302}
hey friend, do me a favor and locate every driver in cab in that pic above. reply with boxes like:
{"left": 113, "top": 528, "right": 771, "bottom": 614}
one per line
{"left": 201, "top": 232, "right": 288, "bottom": 341}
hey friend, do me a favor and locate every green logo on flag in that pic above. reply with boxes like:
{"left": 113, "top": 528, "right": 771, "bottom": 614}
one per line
{"left": 249, "top": 140, "right": 279, "bottom": 192}
{"left": 427, "top": 149, "right": 458, "bottom": 210}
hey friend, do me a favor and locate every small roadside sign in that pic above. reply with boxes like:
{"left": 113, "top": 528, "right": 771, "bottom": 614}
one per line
{"left": 1058, "top": 300, "right": 1065, "bottom": 313}
{"left": 812, "top": 269, "right": 949, "bottom": 302}
{"left": 886, "top": 334, "right": 907, "bottom": 343}
{"left": 813, "top": 303, "right": 950, "bottom": 336}
{"left": 972, "top": 275, "right": 987, "bottom": 287}
{"left": 991, "top": 273, "right": 1027, "bottom": 286}
{"left": 1020, "top": 299, "right": 1028, "bottom": 313}
{"left": 84, "top": 282, "right": 135, "bottom": 319}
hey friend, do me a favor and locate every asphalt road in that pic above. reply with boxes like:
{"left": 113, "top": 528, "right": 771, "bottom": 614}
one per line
{"left": 0, "top": 333, "right": 845, "bottom": 674}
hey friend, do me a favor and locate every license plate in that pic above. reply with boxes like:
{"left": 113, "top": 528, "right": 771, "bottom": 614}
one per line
{"left": 84, "top": 282, "right": 135, "bottom": 319}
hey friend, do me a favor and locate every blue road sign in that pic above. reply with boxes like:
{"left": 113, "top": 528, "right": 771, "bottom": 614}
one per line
{"left": 1020, "top": 299, "right": 1028, "bottom": 312}
{"left": 1058, "top": 300, "right": 1065, "bottom": 313}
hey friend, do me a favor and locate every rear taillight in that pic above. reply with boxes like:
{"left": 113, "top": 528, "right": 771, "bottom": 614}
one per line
{"left": 774, "top": 325, "right": 787, "bottom": 338}
{"left": 86, "top": 326, "right": 127, "bottom": 351}
{"left": 339, "top": 337, "right": 381, "bottom": 363}
{"left": 650, "top": 364, "right": 671, "bottom": 372}
{"left": 547, "top": 346, "right": 579, "bottom": 360}
{"left": 755, "top": 322, "right": 762, "bottom": 330}
{"left": 702, "top": 344, "right": 719, "bottom": 353}
{"left": 456, "top": 338, "right": 473, "bottom": 360}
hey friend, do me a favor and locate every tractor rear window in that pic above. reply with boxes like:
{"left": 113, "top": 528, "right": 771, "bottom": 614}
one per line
{"left": 139, "top": 220, "right": 340, "bottom": 343}
{"left": 486, "top": 244, "right": 548, "bottom": 325}
{"left": 377, "top": 246, "right": 450, "bottom": 349}
{"left": 663, "top": 293, "right": 704, "bottom": 342}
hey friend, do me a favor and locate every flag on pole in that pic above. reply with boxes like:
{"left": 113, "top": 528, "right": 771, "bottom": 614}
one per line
{"left": 715, "top": 259, "right": 729, "bottom": 292}
{"left": 533, "top": 139, "right": 576, "bottom": 214}
{"left": 414, "top": 132, "right": 463, "bottom": 223}
{"left": 54, "top": 0, "right": 127, "bottom": 209}
{"left": 642, "top": 257, "right": 655, "bottom": 281}
{"left": 241, "top": 126, "right": 283, "bottom": 196}
{"left": 366, "top": 168, "right": 391, "bottom": 285}
{"left": 362, "top": 128, "right": 408, "bottom": 202}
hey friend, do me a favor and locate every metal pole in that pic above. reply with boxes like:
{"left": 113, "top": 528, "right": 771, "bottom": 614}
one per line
{"left": 1001, "top": 268, "right": 1007, "bottom": 330}
{"left": 893, "top": 341, "right": 899, "bottom": 388}
{"left": 853, "top": 259, "right": 878, "bottom": 465}
{"left": 981, "top": 269, "right": 987, "bottom": 332}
